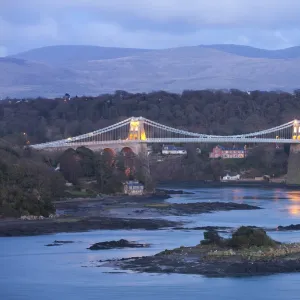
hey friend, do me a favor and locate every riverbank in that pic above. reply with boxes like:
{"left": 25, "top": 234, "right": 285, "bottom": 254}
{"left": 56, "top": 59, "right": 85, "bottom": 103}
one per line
{"left": 0, "top": 217, "right": 178, "bottom": 237}
{"left": 0, "top": 191, "right": 260, "bottom": 237}
{"left": 158, "top": 181, "right": 300, "bottom": 189}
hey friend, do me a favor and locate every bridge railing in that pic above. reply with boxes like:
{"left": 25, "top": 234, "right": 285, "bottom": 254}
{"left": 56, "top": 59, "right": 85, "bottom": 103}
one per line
{"left": 30, "top": 117, "right": 300, "bottom": 150}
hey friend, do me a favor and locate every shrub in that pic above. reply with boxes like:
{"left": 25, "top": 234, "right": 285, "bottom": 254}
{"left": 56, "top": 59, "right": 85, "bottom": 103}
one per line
{"left": 228, "top": 226, "right": 277, "bottom": 249}
{"left": 201, "top": 230, "right": 223, "bottom": 246}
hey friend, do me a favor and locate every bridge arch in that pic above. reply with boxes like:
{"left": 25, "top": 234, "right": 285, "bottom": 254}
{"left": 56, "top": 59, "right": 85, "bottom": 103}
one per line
{"left": 102, "top": 148, "right": 116, "bottom": 156}
{"left": 120, "top": 147, "right": 135, "bottom": 171}
{"left": 121, "top": 147, "right": 135, "bottom": 155}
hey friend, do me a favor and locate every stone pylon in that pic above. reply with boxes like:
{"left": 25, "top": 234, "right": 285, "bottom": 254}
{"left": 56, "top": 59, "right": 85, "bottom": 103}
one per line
{"left": 287, "top": 144, "right": 300, "bottom": 185}
{"left": 287, "top": 120, "right": 300, "bottom": 185}
{"left": 128, "top": 117, "right": 146, "bottom": 141}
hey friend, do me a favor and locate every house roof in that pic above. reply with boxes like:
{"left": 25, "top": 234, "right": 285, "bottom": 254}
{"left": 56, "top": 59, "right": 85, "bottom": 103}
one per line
{"left": 163, "top": 145, "right": 185, "bottom": 150}
{"left": 215, "top": 145, "right": 245, "bottom": 151}
{"left": 125, "top": 181, "right": 144, "bottom": 187}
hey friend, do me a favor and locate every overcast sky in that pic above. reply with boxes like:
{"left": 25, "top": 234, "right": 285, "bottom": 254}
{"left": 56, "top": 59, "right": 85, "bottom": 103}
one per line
{"left": 1, "top": 0, "right": 300, "bottom": 56}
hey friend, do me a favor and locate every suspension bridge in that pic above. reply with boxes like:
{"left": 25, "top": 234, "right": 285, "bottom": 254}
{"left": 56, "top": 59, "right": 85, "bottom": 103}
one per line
{"left": 30, "top": 117, "right": 300, "bottom": 153}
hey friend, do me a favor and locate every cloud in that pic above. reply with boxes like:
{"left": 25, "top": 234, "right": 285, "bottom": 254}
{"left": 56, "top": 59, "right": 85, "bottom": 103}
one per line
{"left": 0, "top": 46, "right": 7, "bottom": 57}
{"left": 4, "top": 0, "right": 300, "bottom": 28}
{"left": 1, "top": 0, "right": 300, "bottom": 54}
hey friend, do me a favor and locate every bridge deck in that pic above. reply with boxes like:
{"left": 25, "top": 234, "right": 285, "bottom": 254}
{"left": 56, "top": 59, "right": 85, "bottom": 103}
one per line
{"left": 30, "top": 117, "right": 300, "bottom": 150}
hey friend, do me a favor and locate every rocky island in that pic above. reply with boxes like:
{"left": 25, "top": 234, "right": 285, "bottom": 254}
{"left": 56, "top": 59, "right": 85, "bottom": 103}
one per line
{"left": 88, "top": 239, "right": 149, "bottom": 250}
{"left": 106, "top": 227, "right": 300, "bottom": 277}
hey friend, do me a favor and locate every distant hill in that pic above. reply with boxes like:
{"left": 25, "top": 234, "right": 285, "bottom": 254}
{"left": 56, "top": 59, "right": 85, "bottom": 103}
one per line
{"left": 0, "top": 57, "right": 88, "bottom": 98}
{"left": 2, "top": 44, "right": 300, "bottom": 98}
{"left": 202, "top": 44, "right": 300, "bottom": 59}
{"left": 11, "top": 45, "right": 152, "bottom": 66}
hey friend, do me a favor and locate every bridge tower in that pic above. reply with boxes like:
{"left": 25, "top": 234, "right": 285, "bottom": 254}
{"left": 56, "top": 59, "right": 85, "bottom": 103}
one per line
{"left": 126, "top": 117, "right": 151, "bottom": 189}
{"left": 128, "top": 117, "right": 146, "bottom": 141}
{"left": 287, "top": 120, "right": 300, "bottom": 185}
{"left": 292, "top": 120, "right": 300, "bottom": 140}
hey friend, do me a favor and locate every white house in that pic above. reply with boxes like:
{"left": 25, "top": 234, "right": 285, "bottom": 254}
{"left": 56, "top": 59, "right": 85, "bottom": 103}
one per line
{"left": 221, "top": 174, "right": 241, "bottom": 181}
{"left": 123, "top": 181, "right": 144, "bottom": 195}
{"left": 162, "top": 145, "right": 187, "bottom": 155}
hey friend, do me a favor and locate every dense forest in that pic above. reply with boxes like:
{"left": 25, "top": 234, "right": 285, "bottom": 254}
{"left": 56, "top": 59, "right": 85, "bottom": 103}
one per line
{"left": 0, "top": 143, "right": 151, "bottom": 218}
{"left": 1, "top": 89, "right": 300, "bottom": 145}
{"left": 57, "top": 147, "right": 152, "bottom": 194}
{"left": 0, "top": 144, "right": 65, "bottom": 217}
{"left": 0, "top": 89, "right": 299, "bottom": 217}
{"left": 0, "top": 89, "right": 297, "bottom": 181}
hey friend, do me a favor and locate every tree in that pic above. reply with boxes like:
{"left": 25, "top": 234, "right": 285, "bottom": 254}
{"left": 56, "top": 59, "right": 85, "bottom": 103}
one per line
{"left": 210, "top": 160, "right": 224, "bottom": 181}
{"left": 0, "top": 145, "right": 65, "bottom": 217}
{"left": 134, "top": 152, "right": 155, "bottom": 192}
{"left": 76, "top": 146, "right": 95, "bottom": 177}
{"left": 95, "top": 153, "right": 116, "bottom": 194}
{"left": 59, "top": 148, "right": 82, "bottom": 184}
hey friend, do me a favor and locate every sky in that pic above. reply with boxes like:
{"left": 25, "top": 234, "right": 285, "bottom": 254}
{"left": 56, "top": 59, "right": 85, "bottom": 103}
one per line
{"left": 1, "top": 0, "right": 300, "bottom": 56}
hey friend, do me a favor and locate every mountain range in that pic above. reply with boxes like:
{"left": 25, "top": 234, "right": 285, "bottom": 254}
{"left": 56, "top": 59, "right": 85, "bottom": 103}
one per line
{"left": 1, "top": 44, "right": 300, "bottom": 98}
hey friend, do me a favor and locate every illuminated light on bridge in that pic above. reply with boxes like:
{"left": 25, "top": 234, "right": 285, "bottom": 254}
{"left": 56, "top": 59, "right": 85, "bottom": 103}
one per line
{"left": 30, "top": 117, "right": 300, "bottom": 152}
{"left": 293, "top": 120, "right": 300, "bottom": 140}
{"left": 128, "top": 118, "right": 147, "bottom": 141}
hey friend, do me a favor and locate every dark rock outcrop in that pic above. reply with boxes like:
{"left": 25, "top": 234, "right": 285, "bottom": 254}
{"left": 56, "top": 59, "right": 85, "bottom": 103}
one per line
{"left": 88, "top": 239, "right": 149, "bottom": 250}
{"left": 156, "top": 189, "right": 195, "bottom": 195}
{"left": 45, "top": 240, "right": 74, "bottom": 247}
{"left": 278, "top": 224, "right": 300, "bottom": 231}
{"left": 151, "top": 202, "right": 261, "bottom": 216}
{"left": 0, "top": 217, "right": 178, "bottom": 237}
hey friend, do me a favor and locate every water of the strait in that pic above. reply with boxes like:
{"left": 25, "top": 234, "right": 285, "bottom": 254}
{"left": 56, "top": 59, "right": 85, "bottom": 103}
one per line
{"left": 1, "top": 187, "right": 300, "bottom": 300}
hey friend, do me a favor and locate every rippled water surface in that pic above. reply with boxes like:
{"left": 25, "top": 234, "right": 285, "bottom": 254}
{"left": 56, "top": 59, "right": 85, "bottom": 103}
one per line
{"left": 1, "top": 187, "right": 300, "bottom": 300}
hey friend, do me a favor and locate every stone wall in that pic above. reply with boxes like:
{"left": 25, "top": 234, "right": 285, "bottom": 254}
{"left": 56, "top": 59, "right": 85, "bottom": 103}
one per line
{"left": 286, "top": 144, "right": 300, "bottom": 185}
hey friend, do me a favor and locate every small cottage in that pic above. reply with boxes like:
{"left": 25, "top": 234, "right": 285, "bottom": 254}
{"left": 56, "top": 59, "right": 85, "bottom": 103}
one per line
{"left": 123, "top": 181, "right": 144, "bottom": 195}
{"left": 221, "top": 174, "right": 241, "bottom": 181}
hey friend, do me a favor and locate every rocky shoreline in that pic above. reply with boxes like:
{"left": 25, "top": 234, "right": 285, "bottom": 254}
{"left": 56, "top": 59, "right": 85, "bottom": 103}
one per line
{"left": 143, "top": 202, "right": 260, "bottom": 216}
{"left": 106, "top": 253, "right": 300, "bottom": 277}
{"left": 103, "top": 227, "right": 300, "bottom": 277}
{"left": 0, "top": 217, "right": 178, "bottom": 237}
{"left": 0, "top": 191, "right": 261, "bottom": 237}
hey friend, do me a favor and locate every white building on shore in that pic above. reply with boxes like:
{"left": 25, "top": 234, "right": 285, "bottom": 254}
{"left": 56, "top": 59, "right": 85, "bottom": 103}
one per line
{"left": 221, "top": 174, "right": 241, "bottom": 181}
{"left": 162, "top": 145, "right": 187, "bottom": 155}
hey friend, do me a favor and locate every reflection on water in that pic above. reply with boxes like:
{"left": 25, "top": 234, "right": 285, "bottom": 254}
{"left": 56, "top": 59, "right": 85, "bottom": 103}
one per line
{"left": 166, "top": 187, "right": 300, "bottom": 223}
{"left": 288, "top": 205, "right": 300, "bottom": 216}
{"left": 2, "top": 187, "right": 300, "bottom": 299}
{"left": 287, "top": 191, "right": 300, "bottom": 202}
{"left": 232, "top": 189, "right": 244, "bottom": 202}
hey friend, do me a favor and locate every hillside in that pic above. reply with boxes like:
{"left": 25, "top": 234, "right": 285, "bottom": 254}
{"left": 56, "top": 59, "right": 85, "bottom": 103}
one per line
{"left": 203, "top": 45, "right": 300, "bottom": 59}
{"left": 2, "top": 45, "right": 300, "bottom": 98}
{"left": 0, "top": 57, "right": 89, "bottom": 98}
{"left": 11, "top": 45, "right": 152, "bottom": 66}
{"left": 13, "top": 45, "right": 300, "bottom": 63}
